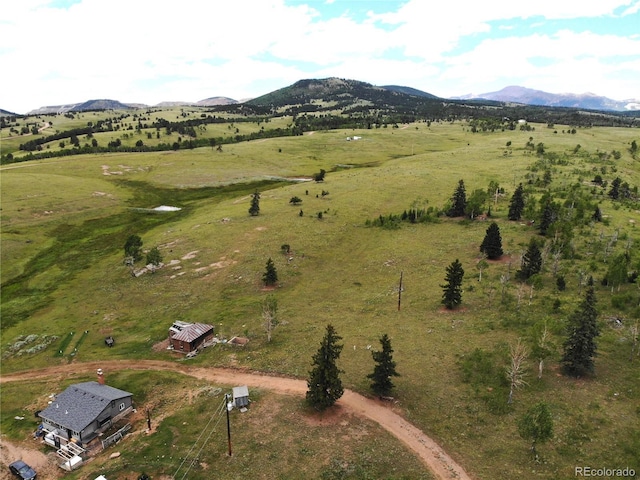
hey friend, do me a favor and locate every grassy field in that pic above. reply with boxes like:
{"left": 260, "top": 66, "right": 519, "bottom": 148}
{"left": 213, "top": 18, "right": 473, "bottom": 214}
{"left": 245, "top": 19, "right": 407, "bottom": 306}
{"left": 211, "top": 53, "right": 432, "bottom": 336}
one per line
{"left": 0, "top": 108, "right": 292, "bottom": 157}
{"left": 1, "top": 119, "right": 639, "bottom": 479}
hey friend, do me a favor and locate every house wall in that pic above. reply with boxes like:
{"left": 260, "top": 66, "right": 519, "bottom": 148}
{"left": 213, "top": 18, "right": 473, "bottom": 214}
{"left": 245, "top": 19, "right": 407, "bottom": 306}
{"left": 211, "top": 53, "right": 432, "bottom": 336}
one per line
{"left": 42, "top": 396, "right": 133, "bottom": 445}
{"left": 190, "top": 332, "right": 214, "bottom": 351}
{"left": 169, "top": 332, "right": 214, "bottom": 353}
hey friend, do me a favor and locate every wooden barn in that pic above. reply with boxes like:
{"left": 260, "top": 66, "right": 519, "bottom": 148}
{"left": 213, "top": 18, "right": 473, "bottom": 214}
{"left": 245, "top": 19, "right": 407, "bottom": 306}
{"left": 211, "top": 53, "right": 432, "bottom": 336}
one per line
{"left": 168, "top": 321, "right": 214, "bottom": 353}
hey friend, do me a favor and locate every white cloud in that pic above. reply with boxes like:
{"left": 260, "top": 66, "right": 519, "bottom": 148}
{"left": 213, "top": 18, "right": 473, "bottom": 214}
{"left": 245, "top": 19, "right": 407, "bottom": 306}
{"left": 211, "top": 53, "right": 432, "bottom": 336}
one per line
{"left": 0, "top": 0, "right": 638, "bottom": 112}
{"left": 620, "top": 1, "right": 640, "bottom": 15}
{"left": 434, "top": 30, "right": 640, "bottom": 98}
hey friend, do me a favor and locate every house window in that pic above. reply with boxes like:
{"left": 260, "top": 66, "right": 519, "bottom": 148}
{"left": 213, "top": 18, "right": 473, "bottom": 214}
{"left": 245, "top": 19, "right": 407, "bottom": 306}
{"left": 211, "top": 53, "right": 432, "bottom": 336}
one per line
{"left": 119, "top": 402, "right": 126, "bottom": 411}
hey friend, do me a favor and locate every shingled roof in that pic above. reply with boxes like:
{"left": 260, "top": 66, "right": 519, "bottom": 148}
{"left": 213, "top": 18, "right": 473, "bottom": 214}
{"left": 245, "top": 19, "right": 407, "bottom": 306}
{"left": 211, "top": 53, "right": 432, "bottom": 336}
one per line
{"left": 38, "top": 381, "right": 132, "bottom": 432}
{"left": 170, "top": 323, "right": 213, "bottom": 343}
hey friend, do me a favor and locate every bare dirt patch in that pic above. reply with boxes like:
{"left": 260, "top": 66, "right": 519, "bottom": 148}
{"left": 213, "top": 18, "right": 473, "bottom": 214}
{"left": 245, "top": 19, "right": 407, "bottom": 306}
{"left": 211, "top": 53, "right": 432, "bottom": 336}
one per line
{"left": 0, "top": 439, "right": 58, "bottom": 480}
{"left": 152, "top": 338, "right": 170, "bottom": 352}
{"left": 302, "top": 403, "right": 350, "bottom": 426}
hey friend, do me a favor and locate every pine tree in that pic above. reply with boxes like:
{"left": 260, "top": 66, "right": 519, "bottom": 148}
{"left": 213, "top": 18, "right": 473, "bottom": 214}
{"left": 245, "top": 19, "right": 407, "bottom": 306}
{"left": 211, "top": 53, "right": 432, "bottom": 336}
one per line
{"left": 262, "top": 258, "right": 278, "bottom": 286}
{"left": 517, "top": 239, "right": 542, "bottom": 281}
{"left": 608, "top": 177, "right": 621, "bottom": 200}
{"left": 561, "top": 286, "right": 599, "bottom": 377}
{"left": 446, "top": 179, "right": 467, "bottom": 217}
{"left": 441, "top": 259, "right": 465, "bottom": 309}
{"left": 248, "top": 190, "right": 261, "bottom": 216}
{"left": 508, "top": 183, "right": 525, "bottom": 221}
{"left": 538, "top": 200, "right": 556, "bottom": 236}
{"left": 368, "top": 334, "right": 400, "bottom": 397}
{"left": 480, "top": 222, "right": 504, "bottom": 259}
{"left": 592, "top": 205, "right": 602, "bottom": 222}
{"left": 306, "top": 324, "right": 344, "bottom": 410}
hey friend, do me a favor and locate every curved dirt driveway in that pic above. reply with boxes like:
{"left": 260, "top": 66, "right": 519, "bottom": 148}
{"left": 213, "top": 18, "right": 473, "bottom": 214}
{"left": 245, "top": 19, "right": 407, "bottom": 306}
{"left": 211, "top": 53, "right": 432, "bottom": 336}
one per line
{"left": 1, "top": 360, "right": 472, "bottom": 480}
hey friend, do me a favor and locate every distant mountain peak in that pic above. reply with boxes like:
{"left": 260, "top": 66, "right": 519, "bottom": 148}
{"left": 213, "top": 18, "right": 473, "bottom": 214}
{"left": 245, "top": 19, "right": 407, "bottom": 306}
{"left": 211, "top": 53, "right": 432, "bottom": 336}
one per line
{"left": 246, "top": 77, "right": 438, "bottom": 108}
{"left": 456, "top": 86, "right": 638, "bottom": 111}
{"left": 27, "top": 99, "right": 138, "bottom": 115}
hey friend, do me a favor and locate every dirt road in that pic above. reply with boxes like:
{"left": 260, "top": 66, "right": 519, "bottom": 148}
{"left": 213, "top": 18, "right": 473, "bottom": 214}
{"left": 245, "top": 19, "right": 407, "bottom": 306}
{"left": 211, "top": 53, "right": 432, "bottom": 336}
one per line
{"left": 1, "top": 360, "right": 472, "bottom": 480}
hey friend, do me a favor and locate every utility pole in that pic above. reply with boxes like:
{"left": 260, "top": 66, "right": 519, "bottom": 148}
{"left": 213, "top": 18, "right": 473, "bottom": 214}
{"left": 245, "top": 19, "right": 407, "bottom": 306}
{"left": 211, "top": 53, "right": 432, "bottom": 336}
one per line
{"left": 397, "top": 271, "right": 403, "bottom": 311}
{"left": 225, "top": 394, "right": 232, "bottom": 456}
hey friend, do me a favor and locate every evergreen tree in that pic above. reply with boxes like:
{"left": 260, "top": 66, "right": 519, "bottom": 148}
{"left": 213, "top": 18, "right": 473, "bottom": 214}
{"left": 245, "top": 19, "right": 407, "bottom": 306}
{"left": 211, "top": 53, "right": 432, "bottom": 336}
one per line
{"left": 538, "top": 200, "right": 556, "bottom": 236}
{"left": 517, "top": 239, "right": 543, "bottom": 281}
{"left": 446, "top": 179, "right": 467, "bottom": 217}
{"left": 508, "top": 183, "right": 525, "bottom": 221}
{"left": 124, "top": 234, "right": 143, "bottom": 263}
{"left": 561, "top": 286, "right": 599, "bottom": 377}
{"left": 306, "top": 324, "right": 344, "bottom": 410}
{"left": 441, "top": 259, "right": 465, "bottom": 309}
{"left": 248, "top": 190, "right": 261, "bottom": 216}
{"left": 262, "top": 257, "right": 278, "bottom": 286}
{"left": 480, "top": 222, "right": 504, "bottom": 259}
{"left": 608, "top": 177, "right": 621, "bottom": 200}
{"left": 368, "top": 334, "right": 400, "bottom": 397}
{"left": 314, "top": 169, "right": 326, "bottom": 182}
{"left": 592, "top": 205, "right": 602, "bottom": 222}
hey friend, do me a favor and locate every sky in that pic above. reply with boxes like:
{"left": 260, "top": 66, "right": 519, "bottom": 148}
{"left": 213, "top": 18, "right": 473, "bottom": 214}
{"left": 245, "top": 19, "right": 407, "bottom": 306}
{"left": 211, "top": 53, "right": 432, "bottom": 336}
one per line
{"left": 1, "top": 0, "right": 639, "bottom": 114}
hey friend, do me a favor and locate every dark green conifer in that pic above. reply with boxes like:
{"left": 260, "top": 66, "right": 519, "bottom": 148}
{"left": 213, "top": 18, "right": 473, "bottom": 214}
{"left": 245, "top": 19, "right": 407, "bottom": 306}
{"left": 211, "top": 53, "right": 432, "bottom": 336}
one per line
{"left": 480, "top": 222, "right": 504, "bottom": 259}
{"left": 262, "top": 257, "right": 278, "bottom": 286}
{"left": 561, "top": 286, "right": 599, "bottom": 376}
{"left": 441, "top": 259, "right": 465, "bottom": 309}
{"left": 306, "top": 324, "right": 344, "bottom": 410}
{"left": 249, "top": 190, "right": 260, "bottom": 216}
{"left": 517, "top": 239, "right": 543, "bottom": 281}
{"left": 446, "top": 180, "right": 467, "bottom": 217}
{"left": 508, "top": 183, "right": 525, "bottom": 221}
{"left": 368, "top": 334, "right": 400, "bottom": 397}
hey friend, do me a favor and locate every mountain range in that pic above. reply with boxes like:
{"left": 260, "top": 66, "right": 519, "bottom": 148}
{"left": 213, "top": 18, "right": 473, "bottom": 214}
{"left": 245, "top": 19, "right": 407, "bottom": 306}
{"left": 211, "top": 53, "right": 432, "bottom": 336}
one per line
{"left": 455, "top": 86, "right": 639, "bottom": 111}
{"left": 2, "top": 79, "right": 638, "bottom": 116}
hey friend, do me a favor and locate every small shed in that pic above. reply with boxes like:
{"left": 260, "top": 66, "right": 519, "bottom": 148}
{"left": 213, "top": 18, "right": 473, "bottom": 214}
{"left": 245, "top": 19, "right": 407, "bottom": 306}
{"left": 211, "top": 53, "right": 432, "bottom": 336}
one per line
{"left": 232, "top": 386, "right": 249, "bottom": 409}
{"left": 168, "top": 322, "right": 214, "bottom": 353}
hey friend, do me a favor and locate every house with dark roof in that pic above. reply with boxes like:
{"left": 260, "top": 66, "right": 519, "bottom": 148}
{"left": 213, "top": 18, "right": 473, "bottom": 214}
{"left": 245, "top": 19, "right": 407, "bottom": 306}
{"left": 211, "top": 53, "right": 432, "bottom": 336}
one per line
{"left": 168, "top": 321, "right": 214, "bottom": 353}
{"left": 38, "top": 377, "right": 133, "bottom": 447}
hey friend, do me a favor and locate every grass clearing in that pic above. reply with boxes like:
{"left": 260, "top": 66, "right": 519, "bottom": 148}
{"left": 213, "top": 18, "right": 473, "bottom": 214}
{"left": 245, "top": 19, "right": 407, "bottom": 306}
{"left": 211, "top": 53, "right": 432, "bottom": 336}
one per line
{"left": 1, "top": 121, "right": 639, "bottom": 479}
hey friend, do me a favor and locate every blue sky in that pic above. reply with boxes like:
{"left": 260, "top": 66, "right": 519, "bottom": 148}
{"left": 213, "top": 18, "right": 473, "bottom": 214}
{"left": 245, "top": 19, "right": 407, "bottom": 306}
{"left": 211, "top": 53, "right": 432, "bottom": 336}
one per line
{"left": 1, "top": 0, "right": 639, "bottom": 113}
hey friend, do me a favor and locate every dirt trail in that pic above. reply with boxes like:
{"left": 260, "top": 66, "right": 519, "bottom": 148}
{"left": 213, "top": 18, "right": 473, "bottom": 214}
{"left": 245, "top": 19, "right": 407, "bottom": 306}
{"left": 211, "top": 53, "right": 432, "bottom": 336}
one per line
{"left": 1, "top": 360, "right": 472, "bottom": 480}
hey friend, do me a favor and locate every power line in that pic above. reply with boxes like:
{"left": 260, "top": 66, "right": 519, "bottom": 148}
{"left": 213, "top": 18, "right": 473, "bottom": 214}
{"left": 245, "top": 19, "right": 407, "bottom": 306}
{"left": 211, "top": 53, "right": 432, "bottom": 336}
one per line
{"left": 179, "top": 400, "right": 228, "bottom": 480}
{"left": 172, "top": 396, "right": 226, "bottom": 480}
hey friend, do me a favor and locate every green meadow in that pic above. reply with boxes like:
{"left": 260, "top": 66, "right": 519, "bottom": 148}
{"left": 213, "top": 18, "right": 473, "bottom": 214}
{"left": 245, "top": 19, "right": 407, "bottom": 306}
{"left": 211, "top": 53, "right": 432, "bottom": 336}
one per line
{"left": 1, "top": 119, "right": 639, "bottom": 479}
